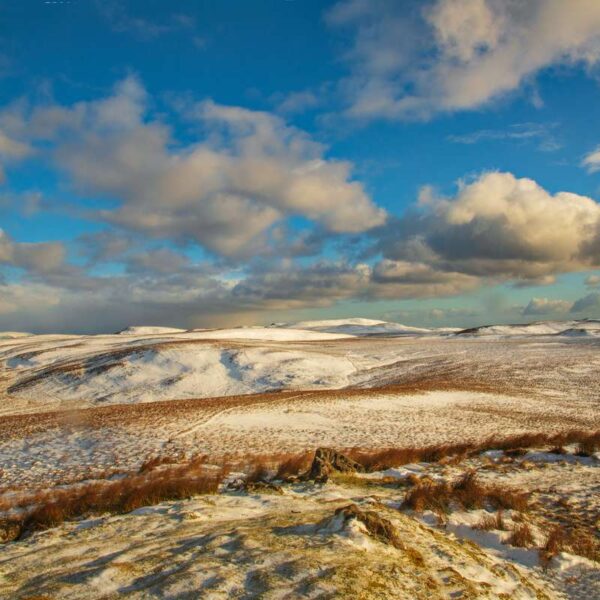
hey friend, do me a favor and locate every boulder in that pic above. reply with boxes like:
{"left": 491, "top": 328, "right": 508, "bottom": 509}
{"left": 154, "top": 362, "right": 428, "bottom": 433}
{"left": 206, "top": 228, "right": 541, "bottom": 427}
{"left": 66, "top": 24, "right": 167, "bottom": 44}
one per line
{"left": 304, "top": 448, "right": 365, "bottom": 483}
{"left": 335, "top": 503, "right": 405, "bottom": 550}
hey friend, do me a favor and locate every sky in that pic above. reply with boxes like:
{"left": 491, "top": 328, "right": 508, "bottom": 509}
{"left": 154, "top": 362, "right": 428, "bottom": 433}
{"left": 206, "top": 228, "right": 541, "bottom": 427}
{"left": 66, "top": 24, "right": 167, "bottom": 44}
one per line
{"left": 1, "top": 0, "right": 600, "bottom": 333}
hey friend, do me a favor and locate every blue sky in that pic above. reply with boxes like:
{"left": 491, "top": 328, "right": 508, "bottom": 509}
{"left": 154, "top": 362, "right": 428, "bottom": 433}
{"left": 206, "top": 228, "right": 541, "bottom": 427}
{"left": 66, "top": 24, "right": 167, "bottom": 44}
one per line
{"left": 1, "top": 0, "right": 600, "bottom": 333}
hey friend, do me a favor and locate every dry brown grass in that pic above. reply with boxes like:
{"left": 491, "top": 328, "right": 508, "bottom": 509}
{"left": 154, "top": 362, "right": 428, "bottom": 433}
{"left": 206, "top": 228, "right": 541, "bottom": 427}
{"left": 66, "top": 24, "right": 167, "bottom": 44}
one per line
{"left": 345, "top": 430, "right": 600, "bottom": 473}
{"left": 402, "top": 472, "right": 529, "bottom": 514}
{"left": 2, "top": 429, "right": 598, "bottom": 543}
{"left": 138, "top": 454, "right": 181, "bottom": 473}
{"left": 540, "top": 524, "right": 600, "bottom": 565}
{"left": 2, "top": 459, "right": 225, "bottom": 540}
{"left": 335, "top": 504, "right": 411, "bottom": 554}
{"left": 575, "top": 437, "right": 599, "bottom": 457}
{"left": 274, "top": 452, "right": 313, "bottom": 479}
{"left": 508, "top": 523, "right": 534, "bottom": 547}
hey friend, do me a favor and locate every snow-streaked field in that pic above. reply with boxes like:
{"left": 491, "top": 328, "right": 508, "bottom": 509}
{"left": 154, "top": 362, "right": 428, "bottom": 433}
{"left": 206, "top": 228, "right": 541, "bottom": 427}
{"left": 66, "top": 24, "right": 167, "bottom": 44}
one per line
{"left": 1, "top": 318, "right": 599, "bottom": 598}
{"left": 1, "top": 318, "right": 599, "bottom": 487}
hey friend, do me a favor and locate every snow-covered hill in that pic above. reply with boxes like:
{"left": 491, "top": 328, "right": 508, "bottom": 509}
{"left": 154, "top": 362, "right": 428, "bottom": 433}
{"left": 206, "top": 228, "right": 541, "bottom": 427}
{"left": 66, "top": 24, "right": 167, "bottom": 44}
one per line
{"left": 117, "top": 326, "right": 188, "bottom": 335}
{"left": 0, "top": 327, "right": 361, "bottom": 409}
{"left": 0, "top": 332, "right": 32, "bottom": 339}
{"left": 278, "top": 318, "right": 437, "bottom": 336}
{"left": 1, "top": 318, "right": 598, "bottom": 413}
{"left": 457, "top": 319, "right": 600, "bottom": 337}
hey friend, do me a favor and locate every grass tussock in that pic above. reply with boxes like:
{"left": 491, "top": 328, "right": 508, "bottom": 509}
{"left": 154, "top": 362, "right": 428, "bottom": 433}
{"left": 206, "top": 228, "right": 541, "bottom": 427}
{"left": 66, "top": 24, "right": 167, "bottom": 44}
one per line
{"left": 2, "top": 428, "right": 598, "bottom": 542}
{"left": 138, "top": 454, "right": 181, "bottom": 473}
{"left": 346, "top": 429, "right": 600, "bottom": 473}
{"left": 2, "top": 459, "right": 225, "bottom": 540}
{"left": 540, "top": 524, "right": 600, "bottom": 565}
{"left": 508, "top": 523, "right": 534, "bottom": 547}
{"left": 274, "top": 452, "right": 313, "bottom": 480}
{"left": 575, "top": 437, "right": 599, "bottom": 457}
{"left": 402, "top": 472, "right": 529, "bottom": 514}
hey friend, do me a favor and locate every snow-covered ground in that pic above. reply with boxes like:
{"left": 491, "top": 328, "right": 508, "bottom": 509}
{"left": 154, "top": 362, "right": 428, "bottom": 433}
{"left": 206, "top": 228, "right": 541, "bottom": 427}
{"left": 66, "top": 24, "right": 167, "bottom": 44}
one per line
{"left": 1, "top": 319, "right": 598, "bottom": 415}
{"left": 1, "top": 445, "right": 598, "bottom": 599}
{"left": 0, "top": 318, "right": 598, "bottom": 598}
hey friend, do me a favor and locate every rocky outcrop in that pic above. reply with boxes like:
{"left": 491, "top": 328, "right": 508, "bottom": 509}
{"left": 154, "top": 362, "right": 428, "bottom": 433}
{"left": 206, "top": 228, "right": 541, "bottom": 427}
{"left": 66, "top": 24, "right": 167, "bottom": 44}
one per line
{"left": 335, "top": 504, "right": 406, "bottom": 550}
{"left": 304, "top": 448, "right": 365, "bottom": 483}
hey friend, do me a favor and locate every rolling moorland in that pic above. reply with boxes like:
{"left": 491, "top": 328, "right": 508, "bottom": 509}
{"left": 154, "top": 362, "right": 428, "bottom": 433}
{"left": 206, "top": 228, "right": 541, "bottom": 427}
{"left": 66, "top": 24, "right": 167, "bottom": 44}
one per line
{"left": 0, "top": 318, "right": 599, "bottom": 599}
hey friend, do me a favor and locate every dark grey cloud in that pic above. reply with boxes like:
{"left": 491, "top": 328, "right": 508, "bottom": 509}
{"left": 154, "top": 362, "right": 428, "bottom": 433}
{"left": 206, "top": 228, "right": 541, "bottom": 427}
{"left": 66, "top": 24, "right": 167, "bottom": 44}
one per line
{"left": 571, "top": 292, "right": 600, "bottom": 314}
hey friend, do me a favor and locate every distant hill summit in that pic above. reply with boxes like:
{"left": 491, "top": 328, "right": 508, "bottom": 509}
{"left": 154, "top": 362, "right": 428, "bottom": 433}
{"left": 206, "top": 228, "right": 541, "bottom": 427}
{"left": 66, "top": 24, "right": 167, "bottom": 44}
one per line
{"left": 276, "top": 318, "right": 446, "bottom": 336}
{"left": 456, "top": 319, "right": 600, "bottom": 337}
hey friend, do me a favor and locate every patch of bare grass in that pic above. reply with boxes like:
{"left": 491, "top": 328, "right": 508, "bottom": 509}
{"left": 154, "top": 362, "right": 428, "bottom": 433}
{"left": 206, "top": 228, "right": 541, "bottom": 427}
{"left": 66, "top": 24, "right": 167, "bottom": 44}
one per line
{"left": 540, "top": 524, "right": 600, "bottom": 565}
{"left": 508, "top": 523, "right": 534, "bottom": 547}
{"left": 402, "top": 472, "right": 529, "bottom": 514}
{"left": 138, "top": 454, "right": 181, "bottom": 473}
{"left": 4, "top": 460, "right": 225, "bottom": 540}
{"left": 346, "top": 430, "right": 600, "bottom": 473}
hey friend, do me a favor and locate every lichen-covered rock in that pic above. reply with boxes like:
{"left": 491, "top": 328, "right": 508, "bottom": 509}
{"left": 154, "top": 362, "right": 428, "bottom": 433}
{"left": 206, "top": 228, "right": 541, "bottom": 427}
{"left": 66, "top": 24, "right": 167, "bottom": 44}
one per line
{"left": 245, "top": 481, "right": 284, "bottom": 495}
{"left": 335, "top": 504, "right": 407, "bottom": 551}
{"left": 305, "top": 448, "right": 365, "bottom": 483}
{"left": 0, "top": 519, "right": 22, "bottom": 543}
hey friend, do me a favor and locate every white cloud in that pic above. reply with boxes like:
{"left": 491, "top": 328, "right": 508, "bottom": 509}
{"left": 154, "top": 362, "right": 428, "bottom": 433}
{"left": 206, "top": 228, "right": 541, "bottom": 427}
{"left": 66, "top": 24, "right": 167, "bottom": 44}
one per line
{"left": 585, "top": 274, "right": 600, "bottom": 287}
{"left": 522, "top": 297, "right": 572, "bottom": 315}
{"left": 448, "top": 123, "right": 560, "bottom": 151}
{"left": 0, "top": 129, "right": 32, "bottom": 182}
{"left": 582, "top": 146, "right": 600, "bottom": 173}
{"left": 0, "top": 130, "right": 31, "bottom": 159}
{"left": 378, "top": 171, "right": 600, "bottom": 282}
{"left": 275, "top": 90, "right": 320, "bottom": 114}
{"left": 327, "top": 0, "right": 600, "bottom": 119}
{"left": 9, "top": 78, "right": 385, "bottom": 258}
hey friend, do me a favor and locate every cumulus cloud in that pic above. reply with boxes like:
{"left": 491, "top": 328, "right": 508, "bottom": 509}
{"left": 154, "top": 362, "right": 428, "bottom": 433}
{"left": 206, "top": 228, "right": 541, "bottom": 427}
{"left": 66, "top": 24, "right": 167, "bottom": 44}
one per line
{"left": 6, "top": 78, "right": 385, "bottom": 258}
{"left": 231, "top": 262, "right": 371, "bottom": 310}
{"left": 327, "top": 0, "right": 600, "bottom": 119}
{"left": 585, "top": 274, "right": 600, "bottom": 287}
{"left": 0, "top": 130, "right": 31, "bottom": 159}
{"left": 582, "top": 146, "right": 600, "bottom": 173}
{"left": 0, "top": 282, "right": 61, "bottom": 317}
{"left": 522, "top": 297, "right": 572, "bottom": 316}
{"left": 370, "top": 259, "right": 479, "bottom": 298}
{"left": 0, "top": 230, "right": 66, "bottom": 274}
{"left": 0, "top": 129, "right": 32, "bottom": 182}
{"left": 570, "top": 292, "right": 600, "bottom": 314}
{"left": 377, "top": 172, "right": 600, "bottom": 283}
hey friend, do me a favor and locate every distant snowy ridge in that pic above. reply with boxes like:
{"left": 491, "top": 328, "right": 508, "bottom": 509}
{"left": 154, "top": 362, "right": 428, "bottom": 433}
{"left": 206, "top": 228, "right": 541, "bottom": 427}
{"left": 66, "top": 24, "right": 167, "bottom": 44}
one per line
{"left": 117, "top": 326, "right": 188, "bottom": 335}
{"left": 456, "top": 319, "right": 600, "bottom": 337}
{"left": 278, "top": 318, "right": 436, "bottom": 336}
{"left": 116, "top": 326, "right": 353, "bottom": 341}
{"left": 0, "top": 332, "right": 32, "bottom": 339}
{"left": 188, "top": 327, "right": 354, "bottom": 341}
